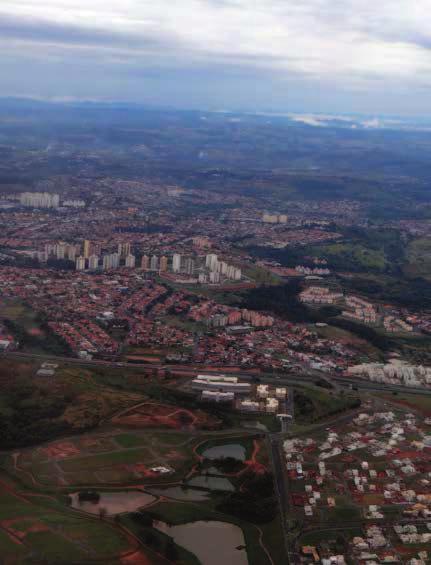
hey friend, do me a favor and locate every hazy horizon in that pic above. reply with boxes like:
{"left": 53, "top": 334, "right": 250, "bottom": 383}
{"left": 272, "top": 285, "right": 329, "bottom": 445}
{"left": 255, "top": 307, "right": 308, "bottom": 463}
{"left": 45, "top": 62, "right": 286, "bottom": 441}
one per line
{"left": 1, "top": 0, "right": 430, "bottom": 116}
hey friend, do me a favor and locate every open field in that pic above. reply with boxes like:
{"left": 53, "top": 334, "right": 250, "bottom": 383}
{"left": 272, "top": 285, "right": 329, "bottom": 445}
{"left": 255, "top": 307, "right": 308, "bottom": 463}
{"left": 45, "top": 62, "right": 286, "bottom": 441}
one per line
{"left": 404, "top": 237, "right": 431, "bottom": 281}
{"left": 1, "top": 428, "right": 281, "bottom": 564}
{"left": 373, "top": 392, "right": 431, "bottom": 417}
{"left": 5, "top": 430, "right": 262, "bottom": 489}
{"left": 0, "top": 360, "right": 146, "bottom": 448}
{"left": 0, "top": 298, "right": 72, "bottom": 356}
{"left": 0, "top": 298, "right": 45, "bottom": 336}
{"left": 311, "top": 241, "right": 388, "bottom": 272}
{"left": 293, "top": 385, "right": 361, "bottom": 425}
{"left": 7, "top": 430, "right": 204, "bottom": 487}
{"left": 112, "top": 401, "right": 222, "bottom": 431}
{"left": 0, "top": 473, "right": 143, "bottom": 564}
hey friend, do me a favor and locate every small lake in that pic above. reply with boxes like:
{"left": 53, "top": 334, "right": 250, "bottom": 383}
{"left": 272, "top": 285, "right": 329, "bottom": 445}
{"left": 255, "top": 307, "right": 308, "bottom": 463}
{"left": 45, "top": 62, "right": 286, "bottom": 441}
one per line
{"left": 202, "top": 443, "right": 246, "bottom": 461}
{"left": 187, "top": 475, "right": 235, "bottom": 492}
{"left": 154, "top": 520, "right": 248, "bottom": 565}
{"left": 69, "top": 491, "right": 155, "bottom": 516}
{"left": 147, "top": 486, "right": 209, "bottom": 501}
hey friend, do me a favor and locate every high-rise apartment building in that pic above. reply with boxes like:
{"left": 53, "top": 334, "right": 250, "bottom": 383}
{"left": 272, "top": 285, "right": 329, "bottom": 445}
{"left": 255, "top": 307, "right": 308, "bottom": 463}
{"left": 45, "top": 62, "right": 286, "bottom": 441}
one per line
{"left": 184, "top": 258, "right": 195, "bottom": 275}
{"left": 206, "top": 254, "right": 218, "bottom": 272}
{"left": 56, "top": 243, "right": 66, "bottom": 260}
{"left": 125, "top": 254, "right": 136, "bottom": 268}
{"left": 172, "top": 253, "right": 182, "bottom": 273}
{"left": 83, "top": 240, "right": 91, "bottom": 259}
{"left": 118, "top": 242, "right": 131, "bottom": 258}
{"left": 102, "top": 255, "right": 111, "bottom": 270}
{"left": 209, "top": 271, "right": 220, "bottom": 284}
{"left": 159, "top": 256, "right": 168, "bottom": 272}
{"left": 150, "top": 255, "right": 159, "bottom": 271}
{"left": 102, "top": 253, "right": 120, "bottom": 270}
{"left": 88, "top": 255, "right": 99, "bottom": 270}
{"left": 75, "top": 256, "right": 86, "bottom": 271}
{"left": 111, "top": 252, "right": 120, "bottom": 269}
{"left": 45, "top": 243, "right": 56, "bottom": 257}
{"left": 66, "top": 245, "right": 77, "bottom": 262}
{"left": 20, "top": 192, "right": 60, "bottom": 209}
{"left": 141, "top": 255, "right": 149, "bottom": 270}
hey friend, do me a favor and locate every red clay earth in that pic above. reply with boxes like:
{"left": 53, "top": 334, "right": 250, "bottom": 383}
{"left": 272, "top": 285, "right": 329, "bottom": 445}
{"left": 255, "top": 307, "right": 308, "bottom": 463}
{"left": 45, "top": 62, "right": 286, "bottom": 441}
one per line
{"left": 128, "top": 464, "right": 168, "bottom": 478}
{"left": 28, "top": 328, "right": 44, "bottom": 337}
{"left": 112, "top": 402, "right": 221, "bottom": 430}
{"left": 121, "top": 551, "right": 154, "bottom": 565}
{"left": 1, "top": 519, "right": 50, "bottom": 540}
{"left": 244, "top": 439, "right": 267, "bottom": 475}
{"left": 41, "top": 441, "right": 81, "bottom": 459}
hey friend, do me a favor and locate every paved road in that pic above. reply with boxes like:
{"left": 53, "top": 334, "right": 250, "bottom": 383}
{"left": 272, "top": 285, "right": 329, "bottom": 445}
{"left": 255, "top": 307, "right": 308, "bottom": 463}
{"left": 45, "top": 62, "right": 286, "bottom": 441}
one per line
{"left": 268, "top": 434, "right": 293, "bottom": 564}
{"left": 3, "top": 350, "right": 430, "bottom": 396}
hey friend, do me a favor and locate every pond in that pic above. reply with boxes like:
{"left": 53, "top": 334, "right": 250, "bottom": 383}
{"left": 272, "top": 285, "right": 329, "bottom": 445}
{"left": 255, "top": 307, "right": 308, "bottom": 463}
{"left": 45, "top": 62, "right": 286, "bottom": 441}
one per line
{"left": 147, "top": 486, "right": 209, "bottom": 501}
{"left": 187, "top": 475, "right": 235, "bottom": 492}
{"left": 154, "top": 520, "right": 248, "bottom": 565}
{"left": 202, "top": 443, "right": 246, "bottom": 461}
{"left": 69, "top": 491, "right": 155, "bottom": 516}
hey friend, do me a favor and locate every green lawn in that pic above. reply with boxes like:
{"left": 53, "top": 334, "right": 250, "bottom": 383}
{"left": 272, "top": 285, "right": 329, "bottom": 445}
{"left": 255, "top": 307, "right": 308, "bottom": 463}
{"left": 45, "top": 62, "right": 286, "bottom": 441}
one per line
{"left": 0, "top": 475, "right": 132, "bottom": 564}
{"left": 404, "top": 237, "right": 431, "bottom": 280}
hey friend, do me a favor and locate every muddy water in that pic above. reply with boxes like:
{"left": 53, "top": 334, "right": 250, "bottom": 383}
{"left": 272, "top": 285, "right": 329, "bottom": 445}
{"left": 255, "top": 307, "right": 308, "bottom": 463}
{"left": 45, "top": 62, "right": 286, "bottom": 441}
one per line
{"left": 154, "top": 520, "right": 248, "bottom": 565}
{"left": 187, "top": 475, "right": 235, "bottom": 491}
{"left": 147, "top": 486, "right": 210, "bottom": 501}
{"left": 202, "top": 443, "right": 246, "bottom": 461}
{"left": 70, "top": 491, "right": 155, "bottom": 516}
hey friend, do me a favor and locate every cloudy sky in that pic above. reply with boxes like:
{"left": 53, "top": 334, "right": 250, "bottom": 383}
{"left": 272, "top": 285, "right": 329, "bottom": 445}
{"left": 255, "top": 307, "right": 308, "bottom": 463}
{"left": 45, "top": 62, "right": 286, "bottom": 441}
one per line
{"left": 1, "top": 0, "right": 430, "bottom": 115}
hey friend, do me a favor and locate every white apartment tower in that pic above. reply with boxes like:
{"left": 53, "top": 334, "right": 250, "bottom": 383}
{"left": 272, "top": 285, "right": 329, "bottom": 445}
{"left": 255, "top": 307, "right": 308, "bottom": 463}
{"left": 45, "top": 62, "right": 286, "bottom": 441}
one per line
{"left": 172, "top": 253, "right": 182, "bottom": 273}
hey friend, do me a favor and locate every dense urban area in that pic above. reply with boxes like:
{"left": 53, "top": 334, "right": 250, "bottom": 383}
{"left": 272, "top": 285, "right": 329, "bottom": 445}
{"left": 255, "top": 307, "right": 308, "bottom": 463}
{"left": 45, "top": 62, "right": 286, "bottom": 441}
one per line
{"left": 0, "top": 100, "right": 430, "bottom": 565}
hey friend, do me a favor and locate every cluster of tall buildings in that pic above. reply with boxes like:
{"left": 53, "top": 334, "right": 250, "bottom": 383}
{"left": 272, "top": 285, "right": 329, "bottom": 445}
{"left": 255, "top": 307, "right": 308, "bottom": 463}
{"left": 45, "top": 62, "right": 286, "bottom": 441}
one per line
{"left": 172, "top": 253, "right": 195, "bottom": 276}
{"left": 62, "top": 199, "right": 86, "bottom": 208}
{"left": 141, "top": 255, "right": 168, "bottom": 272}
{"left": 207, "top": 308, "right": 274, "bottom": 329}
{"left": 20, "top": 192, "right": 60, "bottom": 209}
{"left": 347, "top": 361, "right": 431, "bottom": 388}
{"left": 44, "top": 242, "right": 80, "bottom": 262}
{"left": 203, "top": 254, "right": 241, "bottom": 283}
{"left": 69, "top": 243, "right": 241, "bottom": 283}
{"left": 171, "top": 253, "right": 241, "bottom": 282}
{"left": 262, "top": 213, "right": 288, "bottom": 224}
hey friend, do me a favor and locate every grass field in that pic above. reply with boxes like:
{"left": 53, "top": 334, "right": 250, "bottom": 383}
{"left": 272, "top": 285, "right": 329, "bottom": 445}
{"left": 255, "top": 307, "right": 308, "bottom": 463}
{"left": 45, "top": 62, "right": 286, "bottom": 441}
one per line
{"left": 2, "top": 429, "right": 282, "bottom": 563}
{"left": 404, "top": 237, "right": 431, "bottom": 281}
{"left": 312, "top": 242, "right": 388, "bottom": 271}
{"left": 10, "top": 430, "right": 204, "bottom": 487}
{"left": 293, "top": 385, "right": 360, "bottom": 426}
{"left": 373, "top": 392, "right": 431, "bottom": 417}
{"left": 0, "top": 298, "right": 44, "bottom": 335}
{"left": 0, "top": 473, "right": 136, "bottom": 564}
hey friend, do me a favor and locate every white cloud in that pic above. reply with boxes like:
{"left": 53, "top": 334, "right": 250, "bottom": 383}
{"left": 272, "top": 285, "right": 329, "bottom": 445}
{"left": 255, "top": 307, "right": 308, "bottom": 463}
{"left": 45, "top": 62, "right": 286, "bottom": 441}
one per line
{"left": 0, "top": 0, "right": 430, "bottom": 109}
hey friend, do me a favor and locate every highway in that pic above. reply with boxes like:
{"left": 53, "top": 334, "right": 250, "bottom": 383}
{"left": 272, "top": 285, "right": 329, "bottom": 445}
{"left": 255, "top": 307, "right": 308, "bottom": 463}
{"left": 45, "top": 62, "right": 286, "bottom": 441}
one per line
{"left": 2, "top": 350, "right": 430, "bottom": 396}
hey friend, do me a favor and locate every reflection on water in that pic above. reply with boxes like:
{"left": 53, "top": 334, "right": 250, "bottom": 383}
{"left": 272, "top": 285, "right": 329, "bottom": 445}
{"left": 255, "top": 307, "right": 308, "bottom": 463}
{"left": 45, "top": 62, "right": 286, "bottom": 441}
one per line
{"left": 202, "top": 443, "right": 246, "bottom": 461}
{"left": 147, "top": 486, "right": 210, "bottom": 501}
{"left": 154, "top": 520, "right": 248, "bottom": 565}
{"left": 187, "top": 475, "right": 235, "bottom": 491}
{"left": 70, "top": 491, "right": 155, "bottom": 516}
